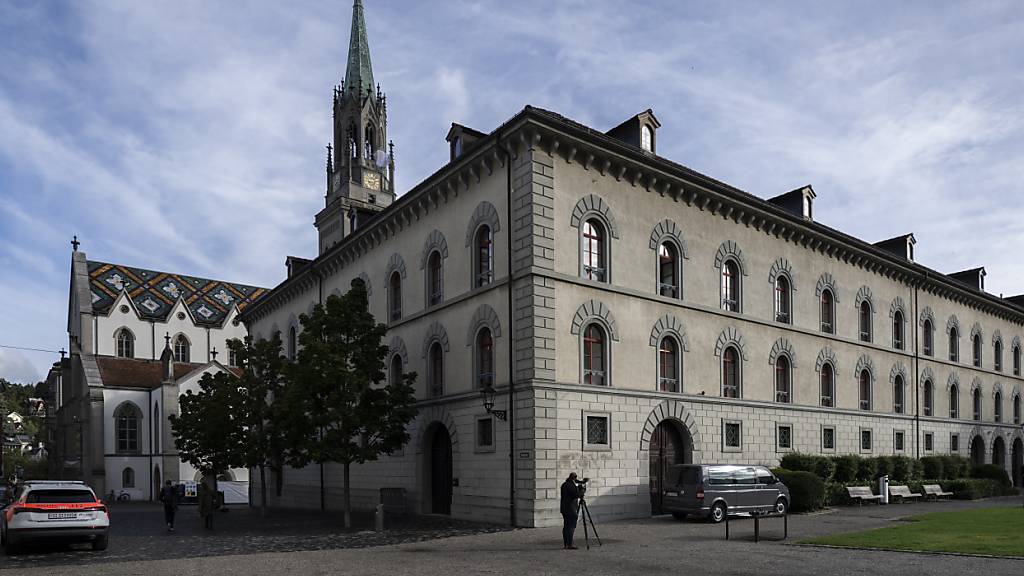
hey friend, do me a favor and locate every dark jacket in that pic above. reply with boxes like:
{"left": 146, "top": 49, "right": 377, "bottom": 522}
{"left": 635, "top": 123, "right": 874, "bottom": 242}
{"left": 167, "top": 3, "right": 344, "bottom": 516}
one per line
{"left": 560, "top": 479, "right": 580, "bottom": 515}
{"left": 159, "top": 485, "right": 178, "bottom": 508}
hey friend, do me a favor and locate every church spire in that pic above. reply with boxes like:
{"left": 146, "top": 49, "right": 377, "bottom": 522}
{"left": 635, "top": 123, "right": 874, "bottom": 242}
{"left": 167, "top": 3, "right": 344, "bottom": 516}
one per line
{"left": 344, "top": 0, "right": 374, "bottom": 97}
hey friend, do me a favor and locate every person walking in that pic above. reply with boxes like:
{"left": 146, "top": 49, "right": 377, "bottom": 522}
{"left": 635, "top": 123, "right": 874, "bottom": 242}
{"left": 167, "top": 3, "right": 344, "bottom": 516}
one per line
{"left": 159, "top": 480, "right": 179, "bottom": 532}
{"left": 560, "top": 472, "right": 580, "bottom": 550}
{"left": 198, "top": 482, "right": 214, "bottom": 530}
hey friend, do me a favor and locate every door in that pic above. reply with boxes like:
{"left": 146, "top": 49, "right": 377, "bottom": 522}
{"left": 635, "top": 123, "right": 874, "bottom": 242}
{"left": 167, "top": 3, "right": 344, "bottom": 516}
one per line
{"left": 1012, "top": 439, "right": 1023, "bottom": 487}
{"left": 649, "top": 421, "right": 687, "bottom": 515}
{"left": 429, "top": 425, "right": 453, "bottom": 515}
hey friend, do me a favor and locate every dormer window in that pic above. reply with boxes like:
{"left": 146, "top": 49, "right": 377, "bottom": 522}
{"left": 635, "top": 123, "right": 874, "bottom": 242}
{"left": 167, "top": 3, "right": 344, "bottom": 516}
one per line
{"left": 641, "top": 125, "right": 653, "bottom": 152}
{"left": 452, "top": 136, "right": 462, "bottom": 159}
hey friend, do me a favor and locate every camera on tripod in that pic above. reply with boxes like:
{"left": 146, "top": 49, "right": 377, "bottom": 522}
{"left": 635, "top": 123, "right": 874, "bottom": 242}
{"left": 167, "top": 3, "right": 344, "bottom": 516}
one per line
{"left": 574, "top": 477, "right": 591, "bottom": 496}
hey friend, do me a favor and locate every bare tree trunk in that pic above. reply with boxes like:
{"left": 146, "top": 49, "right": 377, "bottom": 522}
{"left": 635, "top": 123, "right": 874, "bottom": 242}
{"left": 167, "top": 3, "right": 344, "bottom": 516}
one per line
{"left": 343, "top": 461, "right": 351, "bottom": 528}
{"left": 259, "top": 464, "right": 267, "bottom": 517}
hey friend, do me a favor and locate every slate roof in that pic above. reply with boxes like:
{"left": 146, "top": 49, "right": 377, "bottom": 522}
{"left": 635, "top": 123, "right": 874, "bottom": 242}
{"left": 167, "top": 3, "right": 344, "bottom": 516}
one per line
{"left": 87, "top": 260, "right": 267, "bottom": 326}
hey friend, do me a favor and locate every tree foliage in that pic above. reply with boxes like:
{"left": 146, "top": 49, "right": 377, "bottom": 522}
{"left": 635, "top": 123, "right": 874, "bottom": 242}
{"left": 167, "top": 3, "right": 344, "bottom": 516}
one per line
{"left": 169, "top": 371, "right": 242, "bottom": 479}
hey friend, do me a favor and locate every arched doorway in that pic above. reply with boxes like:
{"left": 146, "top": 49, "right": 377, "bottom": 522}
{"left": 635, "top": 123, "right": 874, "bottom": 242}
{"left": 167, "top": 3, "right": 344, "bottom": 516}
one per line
{"left": 424, "top": 423, "right": 453, "bottom": 515}
{"left": 970, "top": 435, "right": 986, "bottom": 467}
{"left": 1012, "top": 439, "right": 1023, "bottom": 488}
{"left": 992, "top": 437, "right": 1006, "bottom": 469}
{"left": 649, "top": 420, "right": 693, "bottom": 515}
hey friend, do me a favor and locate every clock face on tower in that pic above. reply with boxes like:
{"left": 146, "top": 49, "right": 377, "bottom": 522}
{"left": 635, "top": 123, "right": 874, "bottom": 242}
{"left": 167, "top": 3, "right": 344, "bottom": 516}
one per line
{"left": 362, "top": 172, "right": 381, "bottom": 191}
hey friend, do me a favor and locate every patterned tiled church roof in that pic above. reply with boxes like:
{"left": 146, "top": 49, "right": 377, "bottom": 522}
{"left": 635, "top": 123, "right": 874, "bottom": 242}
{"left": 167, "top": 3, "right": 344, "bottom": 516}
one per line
{"left": 87, "top": 260, "right": 267, "bottom": 327}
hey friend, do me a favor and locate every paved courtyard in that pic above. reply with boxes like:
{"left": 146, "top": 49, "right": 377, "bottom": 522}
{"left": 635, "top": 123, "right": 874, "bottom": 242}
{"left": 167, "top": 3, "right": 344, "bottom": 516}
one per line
{"left": 3, "top": 497, "right": 1022, "bottom": 575}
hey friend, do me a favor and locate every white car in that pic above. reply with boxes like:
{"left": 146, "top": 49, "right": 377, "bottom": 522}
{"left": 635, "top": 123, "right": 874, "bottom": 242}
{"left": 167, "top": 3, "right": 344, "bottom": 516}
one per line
{"left": 1, "top": 481, "right": 109, "bottom": 554}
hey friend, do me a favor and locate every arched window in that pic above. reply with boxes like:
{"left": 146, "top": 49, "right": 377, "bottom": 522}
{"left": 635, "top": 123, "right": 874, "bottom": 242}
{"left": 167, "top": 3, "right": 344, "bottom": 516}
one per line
{"left": 973, "top": 334, "right": 982, "bottom": 367}
{"left": 1014, "top": 394, "right": 1021, "bottom": 425}
{"left": 994, "top": 341, "right": 1003, "bottom": 372}
{"left": 893, "top": 375, "right": 905, "bottom": 414}
{"left": 820, "top": 290, "right": 835, "bottom": 334}
{"left": 722, "top": 346, "right": 740, "bottom": 398}
{"left": 582, "top": 323, "right": 607, "bottom": 386}
{"left": 721, "top": 260, "right": 740, "bottom": 312}
{"left": 972, "top": 387, "right": 982, "bottom": 421}
{"left": 427, "top": 251, "right": 444, "bottom": 306}
{"left": 774, "top": 276, "right": 791, "bottom": 324}
{"left": 364, "top": 124, "right": 375, "bottom": 159}
{"left": 476, "top": 328, "right": 494, "bottom": 389}
{"left": 658, "top": 242, "right": 680, "bottom": 298}
{"left": 474, "top": 225, "right": 493, "bottom": 288}
{"left": 820, "top": 363, "right": 834, "bottom": 407}
{"left": 581, "top": 219, "right": 606, "bottom": 282}
{"left": 388, "top": 271, "right": 402, "bottom": 321}
{"left": 923, "top": 380, "right": 934, "bottom": 416}
{"left": 428, "top": 342, "right": 444, "bottom": 397}
{"left": 775, "top": 356, "right": 791, "bottom": 403}
{"left": 892, "top": 311, "right": 904, "bottom": 350}
{"left": 287, "top": 326, "right": 297, "bottom": 361}
{"left": 641, "top": 125, "right": 653, "bottom": 152}
{"left": 658, "top": 336, "right": 679, "bottom": 392}
{"left": 114, "top": 403, "right": 141, "bottom": 454}
{"left": 922, "top": 319, "right": 933, "bottom": 356}
{"left": 949, "top": 327, "right": 959, "bottom": 362}
{"left": 949, "top": 385, "right": 960, "bottom": 419}
{"left": 994, "top": 391, "right": 1002, "bottom": 422}
{"left": 228, "top": 348, "right": 238, "bottom": 367}
{"left": 122, "top": 467, "right": 135, "bottom": 488}
{"left": 389, "top": 354, "right": 403, "bottom": 387}
{"left": 1014, "top": 345, "right": 1021, "bottom": 376}
{"left": 859, "top": 369, "right": 871, "bottom": 411}
{"left": 858, "top": 301, "right": 872, "bottom": 342}
{"left": 347, "top": 123, "right": 358, "bottom": 158}
{"left": 173, "top": 334, "right": 190, "bottom": 363}
{"left": 116, "top": 328, "right": 134, "bottom": 358}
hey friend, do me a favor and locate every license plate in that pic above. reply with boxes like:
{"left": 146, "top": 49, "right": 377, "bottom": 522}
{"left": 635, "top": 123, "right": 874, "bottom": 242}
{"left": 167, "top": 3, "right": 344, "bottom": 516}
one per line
{"left": 47, "top": 513, "right": 77, "bottom": 520}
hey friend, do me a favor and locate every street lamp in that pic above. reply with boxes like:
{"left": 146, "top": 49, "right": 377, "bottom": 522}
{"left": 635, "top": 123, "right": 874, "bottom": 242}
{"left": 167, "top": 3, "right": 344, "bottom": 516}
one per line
{"left": 479, "top": 383, "right": 507, "bottom": 422}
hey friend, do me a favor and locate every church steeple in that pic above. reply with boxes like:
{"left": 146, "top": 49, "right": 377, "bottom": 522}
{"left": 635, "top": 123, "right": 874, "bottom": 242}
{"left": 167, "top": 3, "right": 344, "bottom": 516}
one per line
{"left": 344, "top": 0, "right": 374, "bottom": 97}
{"left": 315, "top": 0, "right": 395, "bottom": 256}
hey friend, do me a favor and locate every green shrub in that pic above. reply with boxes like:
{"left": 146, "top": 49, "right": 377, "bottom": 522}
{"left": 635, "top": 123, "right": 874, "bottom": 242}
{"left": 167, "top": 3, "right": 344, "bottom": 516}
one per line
{"left": 779, "top": 453, "right": 816, "bottom": 473}
{"left": 942, "top": 455, "right": 969, "bottom": 479}
{"left": 970, "top": 465, "right": 1011, "bottom": 487}
{"left": 920, "top": 456, "right": 944, "bottom": 480}
{"left": 856, "top": 456, "right": 877, "bottom": 481}
{"left": 773, "top": 468, "right": 826, "bottom": 513}
{"left": 812, "top": 455, "right": 836, "bottom": 482}
{"left": 943, "top": 478, "right": 1018, "bottom": 499}
{"left": 832, "top": 455, "right": 860, "bottom": 483}
{"left": 890, "top": 456, "right": 913, "bottom": 481}
{"left": 911, "top": 459, "right": 924, "bottom": 480}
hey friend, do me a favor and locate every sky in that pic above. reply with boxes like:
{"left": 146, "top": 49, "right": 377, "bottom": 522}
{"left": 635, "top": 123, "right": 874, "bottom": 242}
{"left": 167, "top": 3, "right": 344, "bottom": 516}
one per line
{"left": 1, "top": 0, "right": 1023, "bottom": 384}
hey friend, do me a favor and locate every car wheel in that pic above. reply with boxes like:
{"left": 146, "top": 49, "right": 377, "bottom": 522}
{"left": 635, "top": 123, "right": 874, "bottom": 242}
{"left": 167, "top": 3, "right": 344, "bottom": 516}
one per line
{"left": 92, "top": 536, "right": 108, "bottom": 552}
{"left": 671, "top": 512, "right": 688, "bottom": 521}
{"left": 709, "top": 502, "right": 727, "bottom": 524}
{"left": 775, "top": 497, "right": 788, "bottom": 515}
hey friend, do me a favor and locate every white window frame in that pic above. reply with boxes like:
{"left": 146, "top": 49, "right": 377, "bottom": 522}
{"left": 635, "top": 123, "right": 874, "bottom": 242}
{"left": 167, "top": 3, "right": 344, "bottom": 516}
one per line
{"left": 475, "top": 415, "right": 496, "bottom": 453}
{"left": 582, "top": 411, "right": 612, "bottom": 451}
{"left": 722, "top": 420, "right": 742, "bottom": 453}
{"left": 821, "top": 425, "right": 836, "bottom": 452}
{"left": 893, "top": 429, "right": 906, "bottom": 453}
{"left": 859, "top": 428, "right": 873, "bottom": 453}
{"left": 776, "top": 423, "right": 794, "bottom": 452}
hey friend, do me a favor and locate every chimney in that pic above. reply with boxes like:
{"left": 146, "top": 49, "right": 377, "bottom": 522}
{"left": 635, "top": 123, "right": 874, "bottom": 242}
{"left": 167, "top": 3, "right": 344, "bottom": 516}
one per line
{"left": 768, "top": 185, "right": 816, "bottom": 221}
{"left": 446, "top": 123, "right": 486, "bottom": 161}
{"left": 874, "top": 234, "right": 916, "bottom": 261}
{"left": 949, "top": 267, "right": 986, "bottom": 291}
{"left": 606, "top": 109, "right": 661, "bottom": 154}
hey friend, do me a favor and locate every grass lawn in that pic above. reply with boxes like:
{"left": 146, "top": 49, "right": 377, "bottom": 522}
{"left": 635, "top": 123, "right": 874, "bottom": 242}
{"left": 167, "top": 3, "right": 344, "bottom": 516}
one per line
{"left": 804, "top": 507, "right": 1024, "bottom": 557}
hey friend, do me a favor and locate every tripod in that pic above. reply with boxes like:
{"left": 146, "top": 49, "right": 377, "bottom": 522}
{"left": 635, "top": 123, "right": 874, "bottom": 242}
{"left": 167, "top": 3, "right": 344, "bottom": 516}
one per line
{"left": 576, "top": 494, "right": 602, "bottom": 549}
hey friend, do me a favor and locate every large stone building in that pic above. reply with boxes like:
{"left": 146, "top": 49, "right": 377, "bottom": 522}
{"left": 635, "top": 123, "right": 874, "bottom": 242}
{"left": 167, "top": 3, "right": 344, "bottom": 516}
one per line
{"left": 246, "top": 2, "right": 1024, "bottom": 527}
{"left": 48, "top": 247, "right": 266, "bottom": 501}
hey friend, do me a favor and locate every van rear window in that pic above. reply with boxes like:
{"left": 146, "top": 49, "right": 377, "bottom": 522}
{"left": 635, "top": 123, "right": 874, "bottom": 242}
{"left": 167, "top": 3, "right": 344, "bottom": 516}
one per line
{"left": 681, "top": 467, "right": 701, "bottom": 485}
{"left": 26, "top": 489, "right": 96, "bottom": 504}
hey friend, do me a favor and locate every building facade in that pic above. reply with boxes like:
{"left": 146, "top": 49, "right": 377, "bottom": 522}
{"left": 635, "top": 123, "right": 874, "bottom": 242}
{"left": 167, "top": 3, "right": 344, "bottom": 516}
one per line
{"left": 50, "top": 248, "right": 265, "bottom": 500}
{"left": 244, "top": 2, "right": 1024, "bottom": 528}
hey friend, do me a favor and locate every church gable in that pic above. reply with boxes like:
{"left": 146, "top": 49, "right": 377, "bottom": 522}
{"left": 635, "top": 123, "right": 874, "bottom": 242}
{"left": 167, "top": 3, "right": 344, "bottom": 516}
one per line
{"left": 88, "top": 260, "right": 267, "bottom": 327}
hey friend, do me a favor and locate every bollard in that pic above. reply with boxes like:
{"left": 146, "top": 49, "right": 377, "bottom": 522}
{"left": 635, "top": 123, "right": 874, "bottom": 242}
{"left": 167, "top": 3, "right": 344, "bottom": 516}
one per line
{"left": 375, "top": 503, "right": 385, "bottom": 532}
{"left": 879, "top": 475, "right": 889, "bottom": 505}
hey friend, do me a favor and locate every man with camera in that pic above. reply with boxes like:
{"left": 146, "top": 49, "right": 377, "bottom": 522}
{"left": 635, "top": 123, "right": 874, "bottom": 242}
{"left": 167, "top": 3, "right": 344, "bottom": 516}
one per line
{"left": 560, "top": 472, "right": 581, "bottom": 549}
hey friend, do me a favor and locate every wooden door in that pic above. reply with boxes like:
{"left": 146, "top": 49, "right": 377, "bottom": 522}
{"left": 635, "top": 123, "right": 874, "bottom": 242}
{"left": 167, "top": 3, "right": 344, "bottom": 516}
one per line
{"left": 650, "top": 421, "right": 686, "bottom": 515}
{"left": 430, "top": 426, "right": 453, "bottom": 515}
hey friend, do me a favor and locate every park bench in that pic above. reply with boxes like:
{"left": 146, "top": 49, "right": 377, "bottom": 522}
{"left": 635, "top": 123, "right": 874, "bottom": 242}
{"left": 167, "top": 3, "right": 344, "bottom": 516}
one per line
{"left": 846, "top": 486, "right": 882, "bottom": 505}
{"left": 379, "top": 487, "right": 407, "bottom": 515}
{"left": 922, "top": 484, "right": 954, "bottom": 500}
{"left": 888, "top": 485, "right": 923, "bottom": 503}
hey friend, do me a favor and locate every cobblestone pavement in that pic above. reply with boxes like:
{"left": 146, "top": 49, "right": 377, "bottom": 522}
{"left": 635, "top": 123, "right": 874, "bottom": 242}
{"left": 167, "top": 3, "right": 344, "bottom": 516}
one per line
{"left": 0, "top": 503, "right": 512, "bottom": 570}
{"left": 4, "top": 497, "right": 1022, "bottom": 575}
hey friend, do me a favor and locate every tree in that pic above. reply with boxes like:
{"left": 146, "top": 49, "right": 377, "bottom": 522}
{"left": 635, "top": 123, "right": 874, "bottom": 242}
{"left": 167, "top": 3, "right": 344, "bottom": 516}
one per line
{"left": 282, "top": 278, "right": 417, "bottom": 527}
{"left": 169, "top": 371, "right": 243, "bottom": 489}
{"left": 226, "top": 334, "right": 287, "bottom": 516}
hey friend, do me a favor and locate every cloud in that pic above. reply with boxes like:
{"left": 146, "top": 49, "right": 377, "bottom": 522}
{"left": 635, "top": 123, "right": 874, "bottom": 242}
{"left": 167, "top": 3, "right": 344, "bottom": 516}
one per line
{"left": 0, "top": 349, "right": 43, "bottom": 385}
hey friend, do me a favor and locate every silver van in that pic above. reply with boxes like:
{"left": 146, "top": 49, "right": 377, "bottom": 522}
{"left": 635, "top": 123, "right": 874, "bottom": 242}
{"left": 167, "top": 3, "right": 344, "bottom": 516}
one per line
{"left": 661, "top": 464, "right": 790, "bottom": 523}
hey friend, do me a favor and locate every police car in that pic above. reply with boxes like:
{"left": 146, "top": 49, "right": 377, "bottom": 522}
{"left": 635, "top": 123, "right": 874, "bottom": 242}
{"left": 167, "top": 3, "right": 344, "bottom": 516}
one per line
{"left": 1, "top": 481, "right": 109, "bottom": 554}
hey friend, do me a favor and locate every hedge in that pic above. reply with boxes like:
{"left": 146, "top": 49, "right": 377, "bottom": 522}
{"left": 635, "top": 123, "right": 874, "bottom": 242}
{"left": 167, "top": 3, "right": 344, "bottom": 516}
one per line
{"left": 970, "top": 464, "right": 1011, "bottom": 487}
{"left": 823, "top": 478, "right": 1016, "bottom": 506}
{"left": 772, "top": 468, "right": 826, "bottom": 512}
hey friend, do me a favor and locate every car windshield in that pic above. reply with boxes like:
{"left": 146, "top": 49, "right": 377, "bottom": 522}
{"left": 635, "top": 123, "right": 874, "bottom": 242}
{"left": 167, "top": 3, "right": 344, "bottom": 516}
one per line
{"left": 26, "top": 489, "right": 95, "bottom": 504}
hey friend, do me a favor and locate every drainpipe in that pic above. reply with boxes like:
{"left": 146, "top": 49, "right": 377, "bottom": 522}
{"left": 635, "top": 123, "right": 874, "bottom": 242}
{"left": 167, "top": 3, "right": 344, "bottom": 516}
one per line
{"left": 913, "top": 278, "right": 921, "bottom": 460}
{"left": 495, "top": 133, "right": 516, "bottom": 527}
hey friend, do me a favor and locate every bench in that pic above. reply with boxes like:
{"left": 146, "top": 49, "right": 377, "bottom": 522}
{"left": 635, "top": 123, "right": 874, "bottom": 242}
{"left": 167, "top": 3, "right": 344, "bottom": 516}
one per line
{"left": 379, "top": 487, "right": 407, "bottom": 515}
{"left": 922, "top": 484, "right": 954, "bottom": 500}
{"left": 889, "top": 485, "right": 923, "bottom": 503}
{"left": 846, "top": 486, "right": 882, "bottom": 505}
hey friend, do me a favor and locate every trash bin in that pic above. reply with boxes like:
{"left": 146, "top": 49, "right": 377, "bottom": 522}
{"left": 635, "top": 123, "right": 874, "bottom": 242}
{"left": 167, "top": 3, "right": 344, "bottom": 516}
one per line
{"left": 879, "top": 475, "right": 889, "bottom": 505}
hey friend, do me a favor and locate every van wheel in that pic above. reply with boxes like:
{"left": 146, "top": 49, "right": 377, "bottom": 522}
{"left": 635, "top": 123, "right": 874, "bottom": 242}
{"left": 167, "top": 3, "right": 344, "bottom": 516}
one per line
{"left": 92, "top": 536, "right": 109, "bottom": 552}
{"left": 671, "top": 512, "right": 688, "bottom": 521}
{"left": 775, "top": 497, "right": 788, "bottom": 515}
{"left": 709, "top": 502, "right": 727, "bottom": 523}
